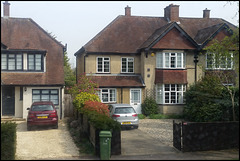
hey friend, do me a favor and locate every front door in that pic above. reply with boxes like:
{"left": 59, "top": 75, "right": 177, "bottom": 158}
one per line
{"left": 130, "top": 89, "right": 142, "bottom": 114}
{"left": 2, "top": 86, "right": 15, "bottom": 116}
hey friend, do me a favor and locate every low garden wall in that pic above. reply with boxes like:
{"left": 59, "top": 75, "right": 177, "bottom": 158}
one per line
{"left": 173, "top": 121, "right": 239, "bottom": 152}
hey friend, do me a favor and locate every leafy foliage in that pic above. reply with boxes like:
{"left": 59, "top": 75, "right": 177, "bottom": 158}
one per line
{"left": 73, "top": 92, "right": 100, "bottom": 110}
{"left": 83, "top": 101, "right": 109, "bottom": 117}
{"left": 141, "top": 97, "right": 158, "bottom": 116}
{"left": 1, "top": 122, "right": 17, "bottom": 160}
{"left": 64, "top": 52, "right": 76, "bottom": 94}
{"left": 183, "top": 75, "right": 239, "bottom": 122}
{"left": 68, "top": 73, "right": 99, "bottom": 98}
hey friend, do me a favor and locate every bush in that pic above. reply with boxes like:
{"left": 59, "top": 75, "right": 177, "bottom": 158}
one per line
{"left": 83, "top": 101, "right": 109, "bottom": 117}
{"left": 183, "top": 75, "right": 239, "bottom": 122}
{"left": 1, "top": 121, "right": 17, "bottom": 160}
{"left": 141, "top": 97, "right": 158, "bottom": 116}
{"left": 73, "top": 92, "right": 100, "bottom": 110}
{"left": 138, "top": 114, "right": 146, "bottom": 119}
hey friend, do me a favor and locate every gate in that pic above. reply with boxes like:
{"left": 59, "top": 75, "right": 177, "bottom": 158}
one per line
{"left": 173, "top": 120, "right": 182, "bottom": 151}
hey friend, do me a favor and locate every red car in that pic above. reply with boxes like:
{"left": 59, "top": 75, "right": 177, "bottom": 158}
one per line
{"left": 27, "top": 101, "right": 58, "bottom": 131}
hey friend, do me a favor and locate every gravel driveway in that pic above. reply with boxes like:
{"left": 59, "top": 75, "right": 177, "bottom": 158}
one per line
{"left": 15, "top": 119, "right": 81, "bottom": 160}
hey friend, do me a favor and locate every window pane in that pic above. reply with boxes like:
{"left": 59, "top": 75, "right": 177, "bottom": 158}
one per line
{"left": 110, "top": 89, "right": 116, "bottom": 102}
{"left": 41, "top": 95, "right": 50, "bottom": 101}
{"left": 128, "top": 61, "right": 133, "bottom": 72}
{"left": 28, "top": 55, "right": 34, "bottom": 70}
{"left": 171, "top": 92, "right": 176, "bottom": 103}
{"left": 177, "top": 53, "right": 182, "bottom": 68}
{"left": 177, "top": 92, "right": 182, "bottom": 103}
{"left": 1, "top": 54, "right": 7, "bottom": 70}
{"left": 16, "top": 55, "right": 22, "bottom": 70}
{"left": 156, "top": 84, "right": 163, "bottom": 104}
{"left": 33, "top": 90, "right": 40, "bottom": 94}
{"left": 102, "top": 93, "right": 108, "bottom": 102}
{"left": 42, "top": 90, "right": 49, "bottom": 94}
{"left": 8, "top": 54, "right": 15, "bottom": 70}
{"left": 165, "top": 92, "right": 169, "bottom": 103}
{"left": 165, "top": 84, "right": 170, "bottom": 91}
{"left": 171, "top": 84, "right": 175, "bottom": 91}
{"left": 104, "top": 61, "right": 109, "bottom": 72}
{"left": 171, "top": 57, "right": 175, "bottom": 68}
{"left": 165, "top": 53, "right": 169, "bottom": 68}
{"left": 51, "top": 90, "right": 58, "bottom": 94}
{"left": 35, "top": 54, "right": 42, "bottom": 70}
{"left": 156, "top": 53, "right": 163, "bottom": 68}
{"left": 98, "top": 58, "right": 103, "bottom": 72}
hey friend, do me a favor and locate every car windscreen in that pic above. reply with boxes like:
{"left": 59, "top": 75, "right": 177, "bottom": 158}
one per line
{"left": 31, "top": 105, "right": 54, "bottom": 111}
{"left": 114, "top": 107, "right": 135, "bottom": 114}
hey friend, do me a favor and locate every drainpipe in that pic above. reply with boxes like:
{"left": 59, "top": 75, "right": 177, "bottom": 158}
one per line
{"left": 60, "top": 86, "right": 63, "bottom": 119}
{"left": 194, "top": 51, "right": 199, "bottom": 83}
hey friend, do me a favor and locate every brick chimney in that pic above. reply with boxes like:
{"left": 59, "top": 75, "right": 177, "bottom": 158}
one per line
{"left": 125, "top": 5, "right": 131, "bottom": 16}
{"left": 3, "top": 1, "right": 10, "bottom": 18}
{"left": 164, "top": 4, "right": 179, "bottom": 22}
{"left": 203, "top": 8, "right": 210, "bottom": 18}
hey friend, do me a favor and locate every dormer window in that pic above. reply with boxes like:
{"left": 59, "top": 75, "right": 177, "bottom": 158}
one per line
{"left": 1, "top": 50, "right": 46, "bottom": 72}
{"left": 1, "top": 53, "right": 23, "bottom": 71}
{"left": 28, "top": 54, "right": 43, "bottom": 71}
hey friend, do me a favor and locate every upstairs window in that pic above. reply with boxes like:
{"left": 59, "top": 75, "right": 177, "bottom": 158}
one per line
{"left": 1, "top": 53, "right": 23, "bottom": 71}
{"left": 28, "top": 54, "right": 43, "bottom": 71}
{"left": 122, "top": 57, "right": 134, "bottom": 73}
{"left": 156, "top": 52, "right": 186, "bottom": 69}
{"left": 97, "top": 57, "right": 110, "bottom": 73}
{"left": 206, "top": 53, "right": 233, "bottom": 70}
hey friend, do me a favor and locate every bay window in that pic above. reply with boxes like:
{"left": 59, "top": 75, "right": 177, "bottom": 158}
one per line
{"left": 156, "top": 52, "right": 186, "bottom": 69}
{"left": 156, "top": 84, "right": 186, "bottom": 104}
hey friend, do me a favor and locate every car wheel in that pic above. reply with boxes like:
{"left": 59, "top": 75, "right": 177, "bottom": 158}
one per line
{"left": 134, "top": 126, "right": 139, "bottom": 129}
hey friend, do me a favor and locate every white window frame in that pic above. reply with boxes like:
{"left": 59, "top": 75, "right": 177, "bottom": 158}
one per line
{"left": 121, "top": 57, "right": 134, "bottom": 73}
{"left": 156, "top": 52, "right": 186, "bottom": 69}
{"left": 206, "top": 53, "right": 233, "bottom": 70}
{"left": 97, "top": 88, "right": 116, "bottom": 103}
{"left": 96, "top": 57, "right": 110, "bottom": 73}
{"left": 156, "top": 84, "right": 186, "bottom": 104}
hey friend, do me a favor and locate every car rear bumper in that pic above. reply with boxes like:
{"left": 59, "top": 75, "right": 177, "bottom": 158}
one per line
{"left": 27, "top": 118, "right": 58, "bottom": 126}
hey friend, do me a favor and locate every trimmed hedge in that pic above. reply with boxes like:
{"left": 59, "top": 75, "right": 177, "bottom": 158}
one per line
{"left": 1, "top": 121, "right": 17, "bottom": 160}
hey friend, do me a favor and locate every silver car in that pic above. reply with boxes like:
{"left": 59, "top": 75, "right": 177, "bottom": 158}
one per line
{"left": 109, "top": 104, "right": 139, "bottom": 129}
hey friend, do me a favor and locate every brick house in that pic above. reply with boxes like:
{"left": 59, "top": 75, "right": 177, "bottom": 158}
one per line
{"left": 75, "top": 4, "right": 237, "bottom": 114}
{"left": 1, "top": 1, "right": 65, "bottom": 119}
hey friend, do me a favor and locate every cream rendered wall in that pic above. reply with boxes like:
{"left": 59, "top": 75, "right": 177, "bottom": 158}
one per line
{"left": 22, "top": 86, "right": 63, "bottom": 119}
{"left": 140, "top": 52, "right": 156, "bottom": 90}
{"left": 15, "top": 87, "right": 23, "bottom": 118}
{"left": 85, "top": 54, "right": 141, "bottom": 74}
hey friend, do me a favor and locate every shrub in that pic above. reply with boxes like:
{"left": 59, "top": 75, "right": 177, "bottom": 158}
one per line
{"left": 83, "top": 101, "right": 109, "bottom": 117}
{"left": 73, "top": 92, "right": 100, "bottom": 110}
{"left": 149, "top": 114, "right": 183, "bottom": 119}
{"left": 138, "top": 114, "right": 146, "bottom": 119}
{"left": 1, "top": 121, "right": 17, "bottom": 160}
{"left": 183, "top": 75, "right": 239, "bottom": 122}
{"left": 141, "top": 97, "right": 158, "bottom": 116}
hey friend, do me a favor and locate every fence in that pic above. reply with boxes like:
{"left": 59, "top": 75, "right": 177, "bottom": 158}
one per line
{"left": 64, "top": 94, "right": 74, "bottom": 117}
{"left": 173, "top": 120, "right": 239, "bottom": 152}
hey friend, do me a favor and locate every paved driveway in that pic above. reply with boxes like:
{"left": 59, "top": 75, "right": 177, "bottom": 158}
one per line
{"left": 111, "top": 119, "right": 239, "bottom": 160}
{"left": 15, "top": 120, "right": 82, "bottom": 160}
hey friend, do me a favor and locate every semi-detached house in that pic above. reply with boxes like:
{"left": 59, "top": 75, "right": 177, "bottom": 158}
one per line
{"left": 1, "top": 2, "right": 65, "bottom": 119}
{"left": 75, "top": 4, "right": 237, "bottom": 114}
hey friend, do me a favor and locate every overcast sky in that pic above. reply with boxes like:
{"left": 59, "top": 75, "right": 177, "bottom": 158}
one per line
{"left": 1, "top": 1, "right": 239, "bottom": 68}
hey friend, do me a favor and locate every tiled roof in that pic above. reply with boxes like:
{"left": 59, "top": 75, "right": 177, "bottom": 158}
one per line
{"left": 1, "top": 17, "right": 65, "bottom": 86}
{"left": 75, "top": 16, "right": 236, "bottom": 55}
{"left": 87, "top": 75, "right": 145, "bottom": 87}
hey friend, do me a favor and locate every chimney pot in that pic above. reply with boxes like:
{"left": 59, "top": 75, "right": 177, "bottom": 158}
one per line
{"left": 3, "top": 1, "right": 10, "bottom": 18}
{"left": 203, "top": 8, "right": 210, "bottom": 18}
{"left": 164, "top": 4, "right": 179, "bottom": 22}
{"left": 125, "top": 5, "right": 131, "bottom": 16}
